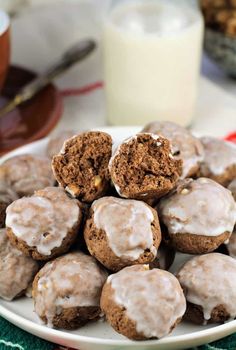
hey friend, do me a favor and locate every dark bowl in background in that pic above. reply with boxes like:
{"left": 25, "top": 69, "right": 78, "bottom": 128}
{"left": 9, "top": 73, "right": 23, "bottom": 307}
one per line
{"left": 0, "top": 65, "right": 63, "bottom": 155}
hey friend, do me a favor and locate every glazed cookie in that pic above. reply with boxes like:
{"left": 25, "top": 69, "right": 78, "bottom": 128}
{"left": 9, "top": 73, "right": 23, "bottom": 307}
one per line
{"left": 177, "top": 253, "right": 236, "bottom": 324}
{"left": 199, "top": 136, "right": 236, "bottom": 186}
{"left": 142, "top": 121, "right": 204, "bottom": 178}
{"left": 84, "top": 196, "right": 161, "bottom": 271}
{"left": 0, "top": 154, "right": 55, "bottom": 197}
{"left": 228, "top": 179, "right": 236, "bottom": 200}
{"left": 0, "top": 181, "right": 18, "bottom": 228}
{"left": 101, "top": 265, "right": 186, "bottom": 340}
{"left": 52, "top": 131, "right": 112, "bottom": 203}
{"left": 6, "top": 187, "right": 82, "bottom": 260}
{"left": 109, "top": 133, "right": 182, "bottom": 200}
{"left": 33, "top": 252, "right": 107, "bottom": 329}
{"left": 158, "top": 178, "right": 236, "bottom": 254}
{"left": 46, "top": 130, "right": 75, "bottom": 159}
{"left": 0, "top": 228, "right": 39, "bottom": 301}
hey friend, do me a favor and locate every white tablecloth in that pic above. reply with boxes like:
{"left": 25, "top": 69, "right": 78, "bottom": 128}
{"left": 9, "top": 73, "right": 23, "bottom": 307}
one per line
{"left": 7, "top": 0, "right": 236, "bottom": 137}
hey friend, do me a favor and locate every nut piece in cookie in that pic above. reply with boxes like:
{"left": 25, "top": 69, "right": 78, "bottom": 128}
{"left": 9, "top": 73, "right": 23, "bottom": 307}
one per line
{"left": 6, "top": 187, "right": 82, "bottom": 260}
{"left": 109, "top": 133, "right": 182, "bottom": 200}
{"left": 52, "top": 131, "right": 112, "bottom": 203}
{"left": 177, "top": 253, "right": 236, "bottom": 324}
{"left": 101, "top": 265, "right": 186, "bottom": 340}
{"left": 199, "top": 136, "right": 236, "bottom": 186}
{"left": 33, "top": 252, "right": 107, "bottom": 329}
{"left": 46, "top": 130, "right": 75, "bottom": 159}
{"left": 142, "top": 121, "right": 204, "bottom": 179}
{"left": 158, "top": 178, "right": 236, "bottom": 254}
{"left": 0, "top": 228, "right": 39, "bottom": 301}
{"left": 84, "top": 196, "right": 161, "bottom": 271}
{"left": 0, "top": 154, "right": 55, "bottom": 197}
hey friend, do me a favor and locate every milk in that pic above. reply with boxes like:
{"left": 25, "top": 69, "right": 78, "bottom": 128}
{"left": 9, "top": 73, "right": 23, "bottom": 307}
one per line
{"left": 103, "top": 0, "right": 203, "bottom": 126}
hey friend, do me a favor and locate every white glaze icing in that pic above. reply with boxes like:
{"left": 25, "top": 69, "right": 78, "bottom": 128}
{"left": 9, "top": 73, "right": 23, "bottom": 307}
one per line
{"left": 92, "top": 196, "right": 156, "bottom": 261}
{"left": 65, "top": 185, "right": 77, "bottom": 198}
{"left": 34, "top": 252, "right": 107, "bottom": 327}
{"left": 113, "top": 183, "right": 125, "bottom": 197}
{"left": 0, "top": 154, "right": 54, "bottom": 196}
{"left": 59, "top": 134, "right": 79, "bottom": 155}
{"left": 177, "top": 253, "right": 236, "bottom": 321}
{"left": 158, "top": 178, "right": 236, "bottom": 236}
{"left": 6, "top": 187, "right": 80, "bottom": 256}
{"left": 108, "top": 265, "right": 186, "bottom": 338}
{"left": 201, "top": 136, "right": 236, "bottom": 176}
{"left": 142, "top": 121, "right": 204, "bottom": 178}
{"left": 0, "top": 228, "right": 38, "bottom": 301}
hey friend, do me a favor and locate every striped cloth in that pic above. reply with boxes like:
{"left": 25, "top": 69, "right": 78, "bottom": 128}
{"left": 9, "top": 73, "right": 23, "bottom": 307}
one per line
{"left": 1, "top": 316, "right": 236, "bottom": 350}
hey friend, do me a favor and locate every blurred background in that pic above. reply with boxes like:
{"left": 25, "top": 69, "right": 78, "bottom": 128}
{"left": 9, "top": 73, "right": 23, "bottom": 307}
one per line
{"left": 0, "top": 0, "right": 235, "bottom": 146}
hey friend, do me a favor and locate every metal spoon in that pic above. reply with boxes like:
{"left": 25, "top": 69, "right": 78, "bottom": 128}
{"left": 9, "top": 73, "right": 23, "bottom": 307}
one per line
{"left": 0, "top": 39, "right": 96, "bottom": 118}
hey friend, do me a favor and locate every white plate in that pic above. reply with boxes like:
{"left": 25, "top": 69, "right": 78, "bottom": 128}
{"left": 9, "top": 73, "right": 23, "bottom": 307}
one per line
{"left": 0, "top": 126, "right": 235, "bottom": 350}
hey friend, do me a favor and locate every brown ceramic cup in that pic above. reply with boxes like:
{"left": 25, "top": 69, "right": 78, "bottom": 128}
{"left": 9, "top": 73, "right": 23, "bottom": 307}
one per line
{"left": 0, "top": 10, "right": 10, "bottom": 92}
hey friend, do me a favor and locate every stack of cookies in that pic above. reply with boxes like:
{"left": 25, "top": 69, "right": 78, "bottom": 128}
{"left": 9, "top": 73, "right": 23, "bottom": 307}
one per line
{"left": 0, "top": 121, "right": 236, "bottom": 341}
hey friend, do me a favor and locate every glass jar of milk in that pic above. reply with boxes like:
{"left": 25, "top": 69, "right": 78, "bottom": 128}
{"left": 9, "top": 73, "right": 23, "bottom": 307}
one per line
{"left": 103, "top": 0, "right": 203, "bottom": 126}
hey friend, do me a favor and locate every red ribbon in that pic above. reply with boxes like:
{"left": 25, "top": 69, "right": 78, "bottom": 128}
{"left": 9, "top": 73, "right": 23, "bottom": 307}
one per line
{"left": 60, "top": 81, "right": 103, "bottom": 97}
{"left": 224, "top": 131, "right": 236, "bottom": 143}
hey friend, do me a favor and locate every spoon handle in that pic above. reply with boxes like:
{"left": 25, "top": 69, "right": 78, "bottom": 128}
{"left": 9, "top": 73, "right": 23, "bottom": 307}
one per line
{"left": 0, "top": 39, "right": 96, "bottom": 118}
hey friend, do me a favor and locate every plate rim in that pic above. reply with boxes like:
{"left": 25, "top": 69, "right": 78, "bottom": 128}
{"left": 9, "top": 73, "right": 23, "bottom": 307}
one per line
{"left": 1, "top": 301, "right": 236, "bottom": 347}
{"left": 0, "top": 125, "right": 236, "bottom": 348}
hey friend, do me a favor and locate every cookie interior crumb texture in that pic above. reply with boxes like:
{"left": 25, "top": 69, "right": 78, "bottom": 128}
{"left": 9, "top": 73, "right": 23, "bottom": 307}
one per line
{"left": 142, "top": 121, "right": 204, "bottom": 178}
{"left": 109, "top": 133, "right": 182, "bottom": 200}
{"left": 52, "top": 131, "right": 112, "bottom": 203}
